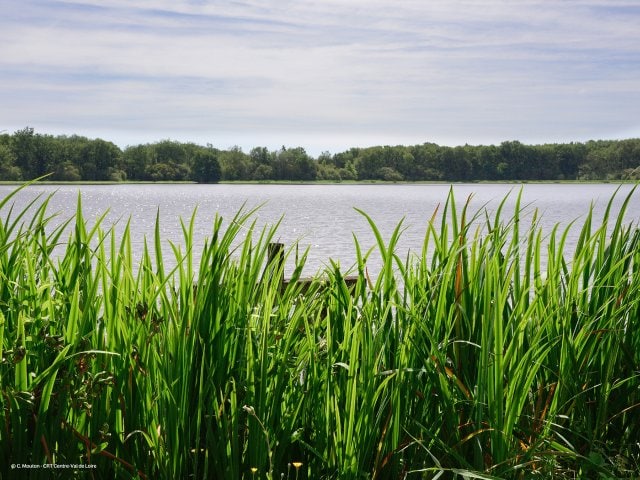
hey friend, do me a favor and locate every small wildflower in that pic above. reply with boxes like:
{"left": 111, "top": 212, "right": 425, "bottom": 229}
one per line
{"left": 292, "top": 461, "right": 303, "bottom": 480}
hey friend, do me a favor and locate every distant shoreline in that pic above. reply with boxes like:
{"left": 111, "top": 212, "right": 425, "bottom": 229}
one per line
{"left": 1, "top": 179, "right": 637, "bottom": 186}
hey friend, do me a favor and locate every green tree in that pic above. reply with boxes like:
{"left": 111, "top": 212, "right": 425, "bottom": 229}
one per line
{"left": 410, "top": 143, "right": 443, "bottom": 180}
{"left": 191, "top": 149, "right": 221, "bottom": 183}
{"left": 394, "top": 148, "right": 417, "bottom": 180}
{"left": 80, "top": 139, "right": 123, "bottom": 180}
{"left": 498, "top": 140, "right": 540, "bottom": 180}
{"left": 554, "top": 143, "right": 583, "bottom": 180}
{"left": 0, "top": 143, "right": 22, "bottom": 180}
{"left": 250, "top": 146, "right": 271, "bottom": 166}
{"left": 122, "top": 144, "right": 154, "bottom": 180}
{"left": 272, "top": 146, "right": 316, "bottom": 180}
{"left": 356, "top": 147, "right": 385, "bottom": 180}
{"left": 473, "top": 144, "right": 500, "bottom": 180}
{"left": 377, "top": 166, "right": 404, "bottom": 182}
{"left": 153, "top": 140, "right": 188, "bottom": 165}
{"left": 11, "top": 127, "right": 38, "bottom": 178}
{"left": 332, "top": 148, "right": 360, "bottom": 169}
{"left": 145, "top": 162, "right": 188, "bottom": 181}
{"left": 219, "top": 146, "right": 253, "bottom": 180}
{"left": 338, "top": 161, "right": 357, "bottom": 180}
{"left": 50, "top": 135, "right": 91, "bottom": 180}
{"left": 252, "top": 164, "right": 273, "bottom": 180}
{"left": 54, "top": 161, "right": 82, "bottom": 181}
{"left": 438, "top": 146, "right": 472, "bottom": 181}
{"left": 316, "top": 162, "right": 342, "bottom": 181}
{"left": 139, "top": 140, "right": 191, "bottom": 181}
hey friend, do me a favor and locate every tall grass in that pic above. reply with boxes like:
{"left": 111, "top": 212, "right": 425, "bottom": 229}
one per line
{"left": 1, "top": 184, "right": 639, "bottom": 479}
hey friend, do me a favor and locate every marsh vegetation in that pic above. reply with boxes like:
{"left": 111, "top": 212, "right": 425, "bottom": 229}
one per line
{"left": 1, "top": 184, "right": 639, "bottom": 478}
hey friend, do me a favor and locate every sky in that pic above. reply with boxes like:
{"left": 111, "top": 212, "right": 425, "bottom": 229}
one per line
{"left": 1, "top": 0, "right": 639, "bottom": 155}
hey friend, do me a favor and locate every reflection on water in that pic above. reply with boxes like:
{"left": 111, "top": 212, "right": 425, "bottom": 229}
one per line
{"left": 1, "top": 183, "right": 638, "bottom": 276}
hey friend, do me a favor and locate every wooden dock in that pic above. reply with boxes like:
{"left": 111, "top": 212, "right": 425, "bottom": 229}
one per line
{"left": 265, "top": 242, "right": 359, "bottom": 293}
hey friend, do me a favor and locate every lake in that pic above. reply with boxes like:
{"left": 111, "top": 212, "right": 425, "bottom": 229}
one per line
{"left": 1, "top": 183, "right": 638, "bottom": 276}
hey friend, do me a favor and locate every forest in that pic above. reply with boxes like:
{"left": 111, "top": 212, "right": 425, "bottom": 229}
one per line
{"left": 1, "top": 127, "right": 640, "bottom": 182}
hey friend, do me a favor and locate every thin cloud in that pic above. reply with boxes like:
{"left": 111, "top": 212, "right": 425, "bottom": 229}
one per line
{"left": 1, "top": 0, "right": 639, "bottom": 153}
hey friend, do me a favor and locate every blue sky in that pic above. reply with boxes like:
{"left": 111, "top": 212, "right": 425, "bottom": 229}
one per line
{"left": 1, "top": 0, "right": 639, "bottom": 155}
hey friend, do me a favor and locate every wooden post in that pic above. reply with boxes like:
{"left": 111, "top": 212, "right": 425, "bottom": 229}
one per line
{"left": 265, "top": 242, "right": 285, "bottom": 289}
{"left": 264, "top": 241, "right": 359, "bottom": 296}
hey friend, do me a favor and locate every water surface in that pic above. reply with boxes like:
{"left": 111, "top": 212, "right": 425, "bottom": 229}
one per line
{"left": 1, "top": 183, "right": 638, "bottom": 276}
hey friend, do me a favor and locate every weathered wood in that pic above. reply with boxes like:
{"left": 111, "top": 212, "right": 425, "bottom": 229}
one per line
{"left": 265, "top": 242, "right": 358, "bottom": 295}
{"left": 282, "top": 274, "right": 358, "bottom": 294}
{"left": 264, "top": 241, "right": 285, "bottom": 287}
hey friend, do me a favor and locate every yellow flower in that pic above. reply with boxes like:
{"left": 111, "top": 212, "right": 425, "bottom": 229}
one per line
{"left": 292, "top": 461, "right": 303, "bottom": 469}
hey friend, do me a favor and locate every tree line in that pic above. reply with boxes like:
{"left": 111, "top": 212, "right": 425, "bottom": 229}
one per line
{"left": 1, "top": 127, "right": 640, "bottom": 183}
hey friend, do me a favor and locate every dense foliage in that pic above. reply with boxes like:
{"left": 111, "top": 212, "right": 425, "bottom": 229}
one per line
{"left": 2, "top": 127, "right": 640, "bottom": 182}
{"left": 1, "top": 184, "right": 639, "bottom": 478}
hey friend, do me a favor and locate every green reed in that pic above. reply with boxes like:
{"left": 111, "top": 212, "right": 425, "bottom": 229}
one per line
{"left": 1, "top": 183, "right": 639, "bottom": 479}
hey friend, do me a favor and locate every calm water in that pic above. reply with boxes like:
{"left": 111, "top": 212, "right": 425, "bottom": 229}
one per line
{"left": 1, "top": 183, "right": 638, "bottom": 276}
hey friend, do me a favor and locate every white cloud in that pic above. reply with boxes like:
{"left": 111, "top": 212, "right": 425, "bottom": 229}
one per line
{"left": 1, "top": 0, "right": 639, "bottom": 153}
